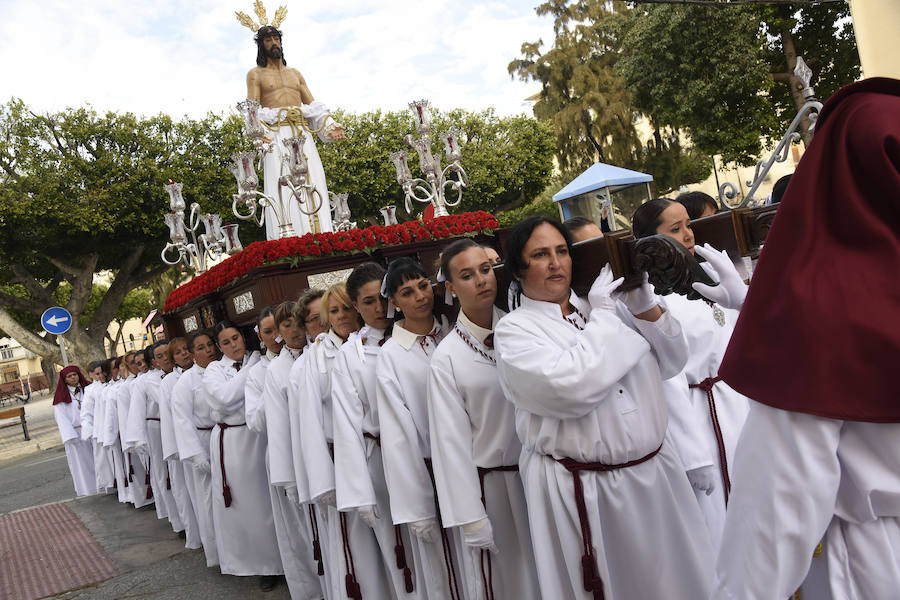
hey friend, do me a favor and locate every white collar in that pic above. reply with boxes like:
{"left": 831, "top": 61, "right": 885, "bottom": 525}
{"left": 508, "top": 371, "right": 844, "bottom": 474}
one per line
{"left": 283, "top": 345, "right": 303, "bottom": 359}
{"left": 457, "top": 307, "right": 501, "bottom": 345}
{"left": 327, "top": 329, "right": 346, "bottom": 348}
{"left": 359, "top": 325, "right": 386, "bottom": 345}
{"left": 392, "top": 317, "right": 441, "bottom": 351}
{"left": 519, "top": 290, "right": 589, "bottom": 322}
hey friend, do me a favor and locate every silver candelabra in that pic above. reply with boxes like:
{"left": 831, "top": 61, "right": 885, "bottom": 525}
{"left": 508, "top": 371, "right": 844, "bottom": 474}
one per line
{"left": 161, "top": 181, "right": 242, "bottom": 273}
{"left": 232, "top": 99, "right": 325, "bottom": 238}
{"left": 719, "top": 57, "right": 823, "bottom": 209}
{"left": 390, "top": 100, "right": 468, "bottom": 218}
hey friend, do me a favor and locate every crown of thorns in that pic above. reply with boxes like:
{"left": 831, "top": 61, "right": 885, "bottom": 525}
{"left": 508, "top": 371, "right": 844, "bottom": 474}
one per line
{"left": 235, "top": 1, "right": 287, "bottom": 32}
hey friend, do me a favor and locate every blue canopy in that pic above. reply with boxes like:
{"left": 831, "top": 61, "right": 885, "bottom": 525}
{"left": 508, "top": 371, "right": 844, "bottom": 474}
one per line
{"left": 552, "top": 162, "right": 653, "bottom": 203}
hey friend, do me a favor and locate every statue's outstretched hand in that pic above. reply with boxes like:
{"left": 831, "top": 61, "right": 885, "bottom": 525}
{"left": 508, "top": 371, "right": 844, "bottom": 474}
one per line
{"left": 326, "top": 123, "right": 347, "bottom": 141}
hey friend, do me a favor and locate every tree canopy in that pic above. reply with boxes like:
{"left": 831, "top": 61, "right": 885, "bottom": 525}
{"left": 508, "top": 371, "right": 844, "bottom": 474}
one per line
{"left": 0, "top": 100, "right": 252, "bottom": 371}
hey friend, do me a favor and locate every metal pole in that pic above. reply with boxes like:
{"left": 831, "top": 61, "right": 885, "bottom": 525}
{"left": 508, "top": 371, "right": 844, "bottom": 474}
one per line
{"left": 58, "top": 337, "right": 69, "bottom": 367}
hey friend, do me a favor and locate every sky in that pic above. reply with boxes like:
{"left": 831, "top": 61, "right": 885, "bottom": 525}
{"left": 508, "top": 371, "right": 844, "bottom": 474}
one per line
{"left": 0, "top": 0, "right": 554, "bottom": 120}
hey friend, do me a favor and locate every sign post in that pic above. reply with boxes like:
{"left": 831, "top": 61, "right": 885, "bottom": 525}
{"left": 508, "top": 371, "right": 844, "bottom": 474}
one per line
{"left": 40, "top": 307, "right": 73, "bottom": 367}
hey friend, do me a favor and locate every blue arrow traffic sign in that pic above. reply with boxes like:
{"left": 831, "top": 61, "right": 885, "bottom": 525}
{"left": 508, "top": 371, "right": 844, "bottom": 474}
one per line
{"left": 41, "top": 306, "right": 73, "bottom": 335}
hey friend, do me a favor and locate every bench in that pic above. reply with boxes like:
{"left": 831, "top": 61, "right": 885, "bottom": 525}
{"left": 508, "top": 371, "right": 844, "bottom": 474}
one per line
{"left": 0, "top": 407, "right": 30, "bottom": 440}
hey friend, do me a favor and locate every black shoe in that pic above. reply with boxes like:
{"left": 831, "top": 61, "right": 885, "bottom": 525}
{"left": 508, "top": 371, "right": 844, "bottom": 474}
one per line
{"left": 177, "top": 530, "right": 186, "bottom": 540}
{"left": 259, "top": 575, "right": 279, "bottom": 592}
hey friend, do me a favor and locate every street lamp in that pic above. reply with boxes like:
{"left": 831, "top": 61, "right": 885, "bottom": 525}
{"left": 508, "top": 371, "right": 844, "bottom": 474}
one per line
{"left": 389, "top": 99, "right": 468, "bottom": 218}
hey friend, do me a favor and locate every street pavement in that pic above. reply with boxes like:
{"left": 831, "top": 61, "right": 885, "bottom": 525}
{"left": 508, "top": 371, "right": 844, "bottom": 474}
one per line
{"left": 1, "top": 428, "right": 294, "bottom": 599}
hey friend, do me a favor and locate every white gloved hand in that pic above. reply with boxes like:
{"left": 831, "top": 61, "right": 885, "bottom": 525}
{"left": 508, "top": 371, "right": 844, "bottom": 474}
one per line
{"left": 315, "top": 490, "right": 337, "bottom": 507}
{"left": 462, "top": 518, "right": 498, "bottom": 553}
{"left": 189, "top": 454, "right": 211, "bottom": 475}
{"left": 356, "top": 505, "right": 379, "bottom": 529}
{"left": 408, "top": 518, "right": 439, "bottom": 543}
{"left": 284, "top": 484, "right": 299, "bottom": 504}
{"left": 691, "top": 244, "right": 748, "bottom": 310}
{"left": 614, "top": 271, "right": 658, "bottom": 315}
{"left": 686, "top": 465, "right": 717, "bottom": 496}
{"left": 588, "top": 264, "right": 624, "bottom": 313}
{"left": 132, "top": 443, "right": 149, "bottom": 457}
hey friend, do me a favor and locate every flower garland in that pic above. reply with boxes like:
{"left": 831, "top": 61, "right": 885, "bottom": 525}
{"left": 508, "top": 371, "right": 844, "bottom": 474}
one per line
{"left": 163, "top": 211, "right": 499, "bottom": 313}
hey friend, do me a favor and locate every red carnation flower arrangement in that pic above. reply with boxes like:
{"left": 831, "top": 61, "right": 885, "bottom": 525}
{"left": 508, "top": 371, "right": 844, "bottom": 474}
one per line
{"left": 163, "top": 211, "right": 499, "bottom": 313}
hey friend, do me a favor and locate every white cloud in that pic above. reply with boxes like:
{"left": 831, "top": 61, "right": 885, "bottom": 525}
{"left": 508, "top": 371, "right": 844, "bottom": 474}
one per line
{"left": 0, "top": 0, "right": 552, "bottom": 119}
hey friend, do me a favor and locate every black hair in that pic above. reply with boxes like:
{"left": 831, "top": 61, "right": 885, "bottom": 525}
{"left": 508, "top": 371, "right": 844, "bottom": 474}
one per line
{"left": 88, "top": 360, "right": 102, "bottom": 372}
{"left": 439, "top": 238, "right": 481, "bottom": 282}
{"left": 346, "top": 262, "right": 386, "bottom": 302}
{"left": 255, "top": 25, "right": 286, "bottom": 67}
{"left": 383, "top": 257, "right": 429, "bottom": 298}
{"left": 504, "top": 216, "right": 574, "bottom": 280}
{"left": 631, "top": 198, "right": 675, "bottom": 239}
{"left": 99, "top": 359, "right": 111, "bottom": 381}
{"left": 142, "top": 346, "right": 155, "bottom": 365}
{"left": 213, "top": 319, "right": 245, "bottom": 347}
{"left": 256, "top": 306, "right": 275, "bottom": 327}
{"left": 187, "top": 331, "right": 210, "bottom": 351}
{"left": 675, "top": 191, "right": 719, "bottom": 220}
{"left": 562, "top": 215, "right": 596, "bottom": 233}
{"left": 771, "top": 174, "right": 792, "bottom": 204}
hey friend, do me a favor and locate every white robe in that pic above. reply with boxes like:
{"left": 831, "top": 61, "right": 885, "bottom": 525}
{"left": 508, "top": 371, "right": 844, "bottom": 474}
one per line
{"left": 116, "top": 376, "right": 153, "bottom": 508}
{"left": 301, "top": 330, "right": 391, "bottom": 600}
{"left": 98, "top": 380, "right": 126, "bottom": 502}
{"left": 171, "top": 364, "right": 219, "bottom": 568}
{"left": 332, "top": 326, "right": 419, "bottom": 599}
{"left": 251, "top": 351, "right": 324, "bottom": 600}
{"left": 427, "top": 308, "right": 540, "bottom": 600}
{"left": 259, "top": 102, "right": 335, "bottom": 239}
{"left": 377, "top": 316, "right": 471, "bottom": 600}
{"left": 712, "top": 402, "right": 900, "bottom": 600}
{"left": 82, "top": 382, "right": 113, "bottom": 492}
{"left": 494, "top": 291, "right": 713, "bottom": 600}
{"left": 160, "top": 368, "right": 201, "bottom": 549}
{"left": 125, "top": 369, "right": 173, "bottom": 521}
{"left": 661, "top": 293, "right": 750, "bottom": 551}
{"left": 54, "top": 386, "right": 96, "bottom": 497}
{"left": 203, "top": 352, "right": 283, "bottom": 577}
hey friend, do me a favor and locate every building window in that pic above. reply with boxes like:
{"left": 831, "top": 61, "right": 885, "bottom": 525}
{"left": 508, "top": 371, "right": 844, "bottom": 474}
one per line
{"left": 2, "top": 369, "right": 19, "bottom": 383}
{"left": 0, "top": 349, "right": 13, "bottom": 360}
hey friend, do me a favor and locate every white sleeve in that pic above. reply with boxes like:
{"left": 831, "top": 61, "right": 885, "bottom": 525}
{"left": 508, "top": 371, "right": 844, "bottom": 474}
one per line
{"left": 300, "top": 348, "right": 336, "bottom": 501}
{"left": 245, "top": 363, "right": 267, "bottom": 433}
{"left": 376, "top": 353, "right": 436, "bottom": 524}
{"left": 264, "top": 362, "right": 296, "bottom": 487}
{"left": 332, "top": 350, "right": 377, "bottom": 510}
{"left": 123, "top": 382, "right": 148, "bottom": 450}
{"left": 80, "top": 388, "right": 95, "bottom": 440}
{"left": 304, "top": 100, "right": 336, "bottom": 142}
{"left": 427, "top": 355, "right": 485, "bottom": 528}
{"left": 619, "top": 302, "right": 689, "bottom": 380}
{"left": 204, "top": 359, "right": 255, "bottom": 417}
{"left": 172, "top": 374, "right": 206, "bottom": 462}
{"left": 102, "top": 390, "right": 119, "bottom": 447}
{"left": 288, "top": 358, "right": 312, "bottom": 502}
{"left": 54, "top": 404, "right": 79, "bottom": 444}
{"left": 495, "top": 312, "right": 652, "bottom": 419}
{"left": 662, "top": 372, "right": 716, "bottom": 472}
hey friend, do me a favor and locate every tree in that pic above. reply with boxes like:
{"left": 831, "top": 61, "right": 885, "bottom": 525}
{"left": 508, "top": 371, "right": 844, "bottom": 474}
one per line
{"left": 509, "top": 0, "right": 710, "bottom": 193}
{"left": 618, "top": 2, "right": 860, "bottom": 162}
{"left": 0, "top": 100, "right": 252, "bottom": 384}
{"left": 108, "top": 287, "right": 155, "bottom": 354}
{"left": 318, "top": 107, "right": 555, "bottom": 222}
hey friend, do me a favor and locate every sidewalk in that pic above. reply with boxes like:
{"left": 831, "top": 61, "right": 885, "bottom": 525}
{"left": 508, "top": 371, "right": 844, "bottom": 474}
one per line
{"left": 0, "top": 392, "right": 63, "bottom": 463}
{"left": 2, "top": 494, "right": 293, "bottom": 600}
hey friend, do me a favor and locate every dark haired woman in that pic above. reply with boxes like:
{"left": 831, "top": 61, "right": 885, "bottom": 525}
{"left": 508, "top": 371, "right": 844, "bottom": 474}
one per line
{"left": 171, "top": 331, "right": 221, "bottom": 569}
{"left": 255, "top": 304, "right": 325, "bottom": 599}
{"left": 202, "top": 321, "right": 283, "bottom": 586}
{"left": 376, "top": 257, "right": 467, "bottom": 600}
{"left": 632, "top": 198, "right": 750, "bottom": 551}
{"left": 427, "top": 239, "right": 540, "bottom": 600}
{"left": 298, "top": 282, "right": 391, "bottom": 599}
{"left": 332, "top": 262, "right": 420, "bottom": 598}
{"left": 53, "top": 365, "right": 97, "bottom": 497}
{"left": 494, "top": 216, "right": 713, "bottom": 600}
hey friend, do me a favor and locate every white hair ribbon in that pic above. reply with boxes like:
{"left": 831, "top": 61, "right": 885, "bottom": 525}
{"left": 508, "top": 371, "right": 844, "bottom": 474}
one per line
{"left": 436, "top": 268, "right": 454, "bottom": 305}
